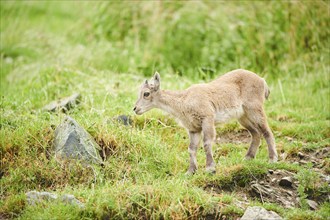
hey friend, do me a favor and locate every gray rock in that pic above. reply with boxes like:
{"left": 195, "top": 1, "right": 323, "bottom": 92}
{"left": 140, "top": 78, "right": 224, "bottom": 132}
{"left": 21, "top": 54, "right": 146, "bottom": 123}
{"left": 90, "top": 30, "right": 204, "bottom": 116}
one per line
{"left": 279, "top": 176, "right": 293, "bottom": 188}
{"left": 241, "top": 206, "right": 282, "bottom": 220}
{"left": 116, "top": 115, "right": 132, "bottom": 126}
{"left": 306, "top": 199, "right": 318, "bottom": 210}
{"left": 43, "top": 93, "right": 81, "bottom": 112}
{"left": 26, "top": 191, "right": 58, "bottom": 205}
{"left": 54, "top": 116, "right": 102, "bottom": 164}
{"left": 26, "top": 191, "right": 84, "bottom": 208}
{"left": 61, "top": 194, "right": 85, "bottom": 208}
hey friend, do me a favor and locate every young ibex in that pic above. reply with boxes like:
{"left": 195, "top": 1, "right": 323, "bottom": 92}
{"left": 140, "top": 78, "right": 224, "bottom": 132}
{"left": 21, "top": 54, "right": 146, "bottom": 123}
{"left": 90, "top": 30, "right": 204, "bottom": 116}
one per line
{"left": 133, "top": 69, "right": 278, "bottom": 174}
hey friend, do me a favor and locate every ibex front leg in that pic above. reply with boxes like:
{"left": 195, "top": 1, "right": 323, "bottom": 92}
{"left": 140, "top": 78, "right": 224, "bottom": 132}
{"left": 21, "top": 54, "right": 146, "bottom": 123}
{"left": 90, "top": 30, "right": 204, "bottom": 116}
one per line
{"left": 187, "top": 131, "right": 201, "bottom": 175}
{"left": 202, "top": 118, "right": 216, "bottom": 173}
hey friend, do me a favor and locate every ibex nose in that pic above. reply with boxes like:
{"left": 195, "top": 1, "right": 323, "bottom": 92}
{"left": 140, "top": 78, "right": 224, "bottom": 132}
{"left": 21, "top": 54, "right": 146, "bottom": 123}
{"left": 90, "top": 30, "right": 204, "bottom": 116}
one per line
{"left": 133, "top": 106, "right": 137, "bottom": 111}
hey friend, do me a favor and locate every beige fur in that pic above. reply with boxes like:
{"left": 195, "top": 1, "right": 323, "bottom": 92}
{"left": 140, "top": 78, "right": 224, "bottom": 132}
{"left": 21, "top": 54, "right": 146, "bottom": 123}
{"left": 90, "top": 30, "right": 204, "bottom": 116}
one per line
{"left": 134, "top": 69, "right": 278, "bottom": 174}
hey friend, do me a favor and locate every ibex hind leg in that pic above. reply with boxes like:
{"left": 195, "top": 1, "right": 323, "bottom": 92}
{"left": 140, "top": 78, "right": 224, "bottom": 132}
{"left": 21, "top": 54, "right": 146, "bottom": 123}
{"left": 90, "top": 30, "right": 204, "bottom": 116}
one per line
{"left": 258, "top": 121, "right": 278, "bottom": 162}
{"left": 238, "top": 116, "right": 261, "bottom": 160}
{"left": 241, "top": 106, "right": 277, "bottom": 162}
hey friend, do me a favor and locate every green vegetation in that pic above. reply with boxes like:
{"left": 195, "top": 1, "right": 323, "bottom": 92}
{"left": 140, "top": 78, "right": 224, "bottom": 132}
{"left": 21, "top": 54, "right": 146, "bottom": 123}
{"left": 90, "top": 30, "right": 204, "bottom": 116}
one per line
{"left": 1, "top": 1, "right": 329, "bottom": 219}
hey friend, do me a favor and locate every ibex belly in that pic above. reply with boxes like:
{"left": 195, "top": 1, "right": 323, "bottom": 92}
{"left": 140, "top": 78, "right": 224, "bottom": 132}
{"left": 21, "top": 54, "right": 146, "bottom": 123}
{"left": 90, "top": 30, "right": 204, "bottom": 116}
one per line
{"left": 215, "top": 106, "right": 244, "bottom": 124}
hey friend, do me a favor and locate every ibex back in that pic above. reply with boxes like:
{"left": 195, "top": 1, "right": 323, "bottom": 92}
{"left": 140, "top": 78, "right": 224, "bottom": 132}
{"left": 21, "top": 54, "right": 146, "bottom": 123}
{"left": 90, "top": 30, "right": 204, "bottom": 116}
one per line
{"left": 133, "top": 69, "right": 278, "bottom": 174}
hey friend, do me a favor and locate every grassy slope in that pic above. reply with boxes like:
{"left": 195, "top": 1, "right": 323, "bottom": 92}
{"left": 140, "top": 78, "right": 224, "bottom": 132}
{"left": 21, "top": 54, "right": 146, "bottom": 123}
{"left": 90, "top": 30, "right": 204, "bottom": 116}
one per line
{"left": 1, "top": 1, "right": 329, "bottom": 219}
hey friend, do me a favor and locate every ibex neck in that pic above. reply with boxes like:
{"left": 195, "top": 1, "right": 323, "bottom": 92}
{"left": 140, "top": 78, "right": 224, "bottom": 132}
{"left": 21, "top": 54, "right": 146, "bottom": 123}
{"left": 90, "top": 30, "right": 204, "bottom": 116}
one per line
{"left": 156, "top": 90, "right": 185, "bottom": 117}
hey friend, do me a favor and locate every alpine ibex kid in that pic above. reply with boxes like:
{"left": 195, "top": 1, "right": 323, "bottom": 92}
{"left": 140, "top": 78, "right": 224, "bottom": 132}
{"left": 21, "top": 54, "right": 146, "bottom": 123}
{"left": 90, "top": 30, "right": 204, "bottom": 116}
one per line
{"left": 133, "top": 69, "right": 278, "bottom": 174}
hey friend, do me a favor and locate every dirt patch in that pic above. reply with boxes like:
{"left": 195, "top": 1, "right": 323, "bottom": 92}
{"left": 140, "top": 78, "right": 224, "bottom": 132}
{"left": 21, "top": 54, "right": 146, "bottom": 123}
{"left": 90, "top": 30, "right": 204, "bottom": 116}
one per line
{"left": 204, "top": 169, "right": 299, "bottom": 208}
{"left": 248, "top": 169, "right": 299, "bottom": 208}
{"left": 205, "top": 166, "right": 330, "bottom": 210}
{"left": 282, "top": 146, "right": 330, "bottom": 174}
{"left": 216, "top": 130, "right": 251, "bottom": 145}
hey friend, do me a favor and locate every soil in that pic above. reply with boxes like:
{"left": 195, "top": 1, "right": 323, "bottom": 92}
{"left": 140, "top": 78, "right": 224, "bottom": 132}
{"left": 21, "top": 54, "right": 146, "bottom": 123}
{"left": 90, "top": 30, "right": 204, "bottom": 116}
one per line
{"left": 216, "top": 129, "right": 251, "bottom": 145}
{"left": 206, "top": 134, "right": 330, "bottom": 211}
{"left": 283, "top": 146, "right": 330, "bottom": 175}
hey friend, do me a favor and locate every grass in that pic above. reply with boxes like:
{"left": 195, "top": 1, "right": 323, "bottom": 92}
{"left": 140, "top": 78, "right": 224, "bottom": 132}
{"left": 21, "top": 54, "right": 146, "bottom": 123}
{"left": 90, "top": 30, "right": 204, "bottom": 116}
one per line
{"left": 1, "top": 1, "right": 329, "bottom": 219}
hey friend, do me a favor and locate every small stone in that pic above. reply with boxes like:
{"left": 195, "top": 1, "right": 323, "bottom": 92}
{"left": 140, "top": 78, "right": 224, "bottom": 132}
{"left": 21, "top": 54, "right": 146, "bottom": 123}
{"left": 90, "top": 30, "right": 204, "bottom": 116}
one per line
{"left": 43, "top": 93, "right": 81, "bottom": 112}
{"left": 115, "top": 115, "right": 132, "bottom": 126}
{"left": 311, "top": 159, "right": 318, "bottom": 165}
{"left": 307, "top": 199, "right": 318, "bottom": 210}
{"left": 297, "top": 152, "right": 305, "bottom": 159}
{"left": 268, "top": 169, "right": 274, "bottom": 174}
{"left": 280, "top": 152, "right": 288, "bottom": 160}
{"left": 274, "top": 170, "right": 281, "bottom": 175}
{"left": 241, "top": 206, "right": 282, "bottom": 220}
{"left": 279, "top": 176, "right": 293, "bottom": 188}
{"left": 320, "top": 174, "right": 330, "bottom": 183}
{"left": 26, "top": 191, "right": 85, "bottom": 208}
{"left": 61, "top": 194, "right": 85, "bottom": 208}
{"left": 26, "top": 191, "right": 58, "bottom": 205}
{"left": 299, "top": 160, "right": 308, "bottom": 165}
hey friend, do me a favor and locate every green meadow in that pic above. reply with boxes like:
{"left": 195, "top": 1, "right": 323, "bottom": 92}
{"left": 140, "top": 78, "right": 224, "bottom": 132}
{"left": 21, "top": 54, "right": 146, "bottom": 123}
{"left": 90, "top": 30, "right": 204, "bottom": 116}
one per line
{"left": 1, "top": 1, "right": 329, "bottom": 219}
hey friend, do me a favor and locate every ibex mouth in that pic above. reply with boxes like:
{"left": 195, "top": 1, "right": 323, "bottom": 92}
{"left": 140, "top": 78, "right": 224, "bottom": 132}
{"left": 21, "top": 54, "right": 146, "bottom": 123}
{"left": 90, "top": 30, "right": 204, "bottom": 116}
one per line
{"left": 133, "top": 107, "right": 142, "bottom": 115}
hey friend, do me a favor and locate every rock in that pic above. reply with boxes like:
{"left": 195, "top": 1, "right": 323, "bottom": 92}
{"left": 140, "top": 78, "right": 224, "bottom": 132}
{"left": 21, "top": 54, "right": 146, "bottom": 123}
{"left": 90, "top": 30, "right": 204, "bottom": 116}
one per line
{"left": 241, "top": 206, "right": 282, "bottom": 220}
{"left": 280, "top": 152, "right": 288, "bottom": 161}
{"left": 61, "top": 194, "right": 85, "bottom": 208}
{"left": 297, "top": 152, "right": 305, "bottom": 159}
{"left": 26, "top": 191, "right": 84, "bottom": 208}
{"left": 26, "top": 191, "right": 58, "bottom": 205}
{"left": 306, "top": 199, "right": 318, "bottom": 210}
{"left": 320, "top": 174, "right": 330, "bottom": 183}
{"left": 271, "top": 178, "right": 277, "bottom": 183}
{"left": 299, "top": 160, "right": 308, "bottom": 165}
{"left": 268, "top": 169, "right": 274, "bottom": 174}
{"left": 54, "top": 116, "right": 102, "bottom": 164}
{"left": 43, "top": 93, "right": 81, "bottom": 112}
{"left": 115, "top": 115, "right": 132, "bottom": 126}
{"left": 279, "top": 176, "right": 293, "bottom": 188}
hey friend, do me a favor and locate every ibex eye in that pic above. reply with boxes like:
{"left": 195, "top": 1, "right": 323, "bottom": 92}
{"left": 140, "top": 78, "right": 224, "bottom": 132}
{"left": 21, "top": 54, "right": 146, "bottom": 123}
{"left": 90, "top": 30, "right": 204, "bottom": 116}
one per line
{"left": 144, "top": 92, "right": 150, "bottom": 97}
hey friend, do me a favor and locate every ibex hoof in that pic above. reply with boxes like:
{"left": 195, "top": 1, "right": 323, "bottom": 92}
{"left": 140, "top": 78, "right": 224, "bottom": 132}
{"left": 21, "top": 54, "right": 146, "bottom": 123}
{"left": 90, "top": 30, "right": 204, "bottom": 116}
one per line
{"left": 244, "top": 155, "right": 255, "bottom": 160}
{"left": 205, "top": 167, "right": 216, "bottom": 174}
{"left": 269, "top": 157, "right": 278, "bottom": 163}
{"left": 185, "top": 169, "right": 196, "bottom": 176}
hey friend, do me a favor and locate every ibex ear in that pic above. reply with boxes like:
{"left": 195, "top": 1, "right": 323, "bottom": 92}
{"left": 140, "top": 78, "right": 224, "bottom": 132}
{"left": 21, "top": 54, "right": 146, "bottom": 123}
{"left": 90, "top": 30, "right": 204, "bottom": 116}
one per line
{"left": 142, "top": 79, "right": 149, "bottom": 88}
{"left": 153, "top": 72, "right": 160, "bottom": 91}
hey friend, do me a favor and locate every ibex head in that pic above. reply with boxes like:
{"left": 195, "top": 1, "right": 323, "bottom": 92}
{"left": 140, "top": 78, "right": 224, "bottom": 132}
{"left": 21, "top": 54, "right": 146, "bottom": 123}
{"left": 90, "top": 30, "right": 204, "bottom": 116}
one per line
{"left": 133, "top": 72, "right": 161, "bottom": 115}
